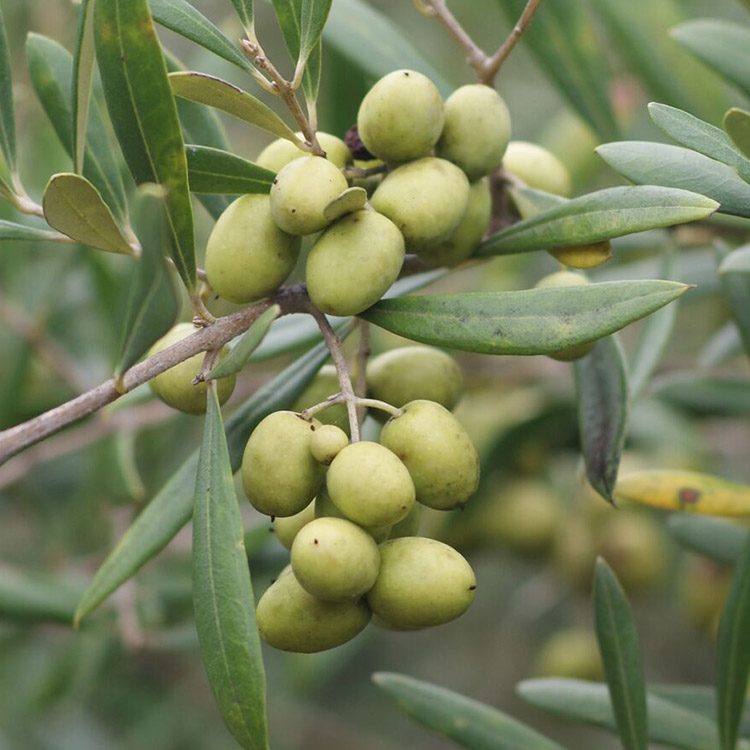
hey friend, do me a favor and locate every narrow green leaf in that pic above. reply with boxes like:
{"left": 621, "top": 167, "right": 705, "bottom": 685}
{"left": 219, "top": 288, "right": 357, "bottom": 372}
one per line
{"left": 0, "top": 2, "right": 17, "bottom": 175}
{"left": 574, "top": 336, "right": 629, "bottom": 504}
{"left": 208, "top": 306, "right": 280, "bottom": 380}
{"left": 719, "top": 246, "right": 750, "bottom": 362}
{"left": 42, "top": 173, "right": 135, "bottom": 256}
{"left": 94, "top": 0, "right": 196, "bottom": 290}
{"left": 186, "top": 144, "right": 275, "bottom": 194}
{"left": 672, "top": 20, "right": 750, "bottom": 99}
{"left": 361, "top": 281, "right": 690, "bottom": 356}
{"left": 73, "top": 336, "right": 343, "bottom": 624}
{"left": 323, "top": 0, "right": 452, "bottom": 97}
{"left": 168, "top": 72, "right": 298, "bottom": 143}
{"left": 593, "top": 559, "right": 649, "bottom": 750}
{"left": 373, "top": 672, "right": 565, "bottom": 750}
{"left": 653, "top": 374, "right": 750, "bottom": 417}
{"left": 26, "top": 33, "right": 128, "bottom": 223}
{"left": 478, "top": 186, "right": 719, "bottom": 256}
{"left": 518, "top": 679, "right": 721, "bottom": 750}
{"left": 668, "top": 515, "right": 745, "bottom": 566}
{"left": 72, "top": 0, "right": 96, "bottom": 174}
{"left": 499, "top": 0, "right": 618, "bottom": 141}
{"left": 230, "top": 0, "right": 255, "bottom": 39}
{"left": 149, "top": 0, "right": 253, "bottom": 73}
{"left": 725, "top": 108, "right": 750, "bottom": 162}
{"left": 193, "top": 387, "right": 269, "bottom": 750}
{"left": 114, "top": 185, "right": 179, "bottom": 379}
{"left": 298, "top": 0, "right": 333, "bottom": 72}
{"left": 597, "top": 142, "right": 750, "bottom": 218}
{"left": 0, "top": 568, "right": 85, "bottom": 625}
{"left": 0, "top": 220, "right": 66, "bottom": 242}
{"left": 717, "top": 532, "right": 750, "bottom": 750}
{"left": 649, "top": 103, "right": 750, "bottom": 183}
{"left": 698, "top": 323, "right": 743, "bottom": 369}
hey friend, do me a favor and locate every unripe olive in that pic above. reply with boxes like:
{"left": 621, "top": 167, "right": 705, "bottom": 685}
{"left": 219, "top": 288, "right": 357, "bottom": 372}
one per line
{"left": 419, "top": 177, "right": 491, "bottom": 267}
{"left": 327, "top": 441, "right": 415, "bottom": 528}
{"left": 366, "top": 346, "right": 463, "bottom": 418}
{"left": 534, "top": 628, "right": 604, "bottom": 680}
{"left": 291, "top": 365, "right": 349, "bottom": 434}
{"left": 371, "top": 157, "right": 470, "bottom": 254}
{"left": 388, "top": 503, "right": 422, "bottom": 539}
{"left": 436, "top": 85, "right": 511, "bottom": 181}
{"left": 552, "top": 516, "right": 597, "bottom": 592}
{"left": 148, "top": 324, "right": 235, "bottom": 414}
{"left": 534, "top": 271, "right": 594, "bottom": 361}
{"left": 204, "top": 194, "right": 300, "bottom": 304}
{"left": 366, "top": 537, "right": 476, "bottom": 629}
{"left": 256, "top": 132, "right": 351, "bottom": 172}
{"left": 256, "top": 571, "right": 371, "bottom": 652}
{"left": 357, "top": 70, "right": 444, "bottom": 163}
{"left": 315, "top": 488, "right": 392, "bottom": 542}
{"left": 503, "top": 141, "right": 572, "bottom": 197}
{"left": 380, "top": 400, "right": 479, "bottom": 510}
{"left": 241, "top": 411, "right": 325, "bottom": 517}
{"left": 550, "top": 241, "right": 612, "bottom": 270}
{"left": 306, "top": 210, "right": 405, "bottom": 316}
{"left": 274, "top": 501, "right": 315, "bottom": 550}
{"left": 270, "top": 156, "right": 349, "bottom": 235}
{"left": 291, "top": 517, "right": 380, "bottom": 601}
{"left": 310, "top": 424, "right": 349, "bottom": 465}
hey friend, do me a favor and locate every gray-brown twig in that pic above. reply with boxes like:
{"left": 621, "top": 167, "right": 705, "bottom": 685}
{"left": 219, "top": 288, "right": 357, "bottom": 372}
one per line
{"left": 482, "top": 0, "right": 543, "bottom": 84}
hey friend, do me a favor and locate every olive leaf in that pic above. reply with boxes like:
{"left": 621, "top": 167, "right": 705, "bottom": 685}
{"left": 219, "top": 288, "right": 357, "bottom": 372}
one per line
{"left": 323, "top": 187, "right": 367, "bottom": 221}
{"left": 186, "top": 145, "right": 275, "bottom": 195}
{"left": 724, "top": 108, "right": 750, "bottom": 162}
{"left": 668, "top": 515, "right": 746, "bottom": 566}
{"left": 0, "top": 1, "right": 17, "bottom": 177}
{"left": 653, "top": 374, "right": 750, "bottom": 417}
{"left": 0, "top": 220, "right": 66, "bottom": 242}
{"left": 719, "top": 246, "right": 750, "bottom": 362}
{"left": 230, "top": 0, "right": 255, "bottom": 39}
{"left": 0, "top": 567, "right": 86, "bottom": 625}
{"left": 71, "top": 0, "right": 96, "bottom": 174}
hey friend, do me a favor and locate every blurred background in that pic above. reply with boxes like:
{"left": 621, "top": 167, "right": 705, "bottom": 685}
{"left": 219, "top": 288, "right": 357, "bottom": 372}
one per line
{"left": 0, "top": 0, "right": 749, "bottom": 747}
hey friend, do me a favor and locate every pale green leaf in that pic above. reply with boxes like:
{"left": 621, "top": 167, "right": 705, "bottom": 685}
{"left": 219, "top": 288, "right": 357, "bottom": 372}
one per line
{"left": 72, "top": 0, "right": 96, "bottom": 174}
{"left": 0, "top": 568, "right": 85, "bottom": 625}
{"left": 725, "top": 108, "right": 750, "bottom": 162}
{"left": 719, "top": 246, "right": 750, "bottom": 362}
{"left": 298, "top": 0, "right": 333, "bottom": 72}
{"left": 0, "top": 220, "right": 65, "bottom": 242}
{"left": 668, "top": 515, "right": 745, "bottom": 566}
{"left": 653, "top": 374, "right": 750, "bottom": 417}
{"left": 0, "top": 2, "right": 17, "bottom": 175}
{"left": 230, "top": 0, "right": 255, "bottom": 39}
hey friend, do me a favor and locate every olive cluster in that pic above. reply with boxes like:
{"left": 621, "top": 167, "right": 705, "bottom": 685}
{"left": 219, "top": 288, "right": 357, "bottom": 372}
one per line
{"left": 242, "top": 346, "right": 480, "bottom": 653}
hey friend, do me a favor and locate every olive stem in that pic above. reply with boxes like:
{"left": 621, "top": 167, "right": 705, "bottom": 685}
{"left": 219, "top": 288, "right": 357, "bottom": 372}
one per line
{"left": 299, "top": 392, "right": 344, "bottom": 420}
{"left": 355, "top": 398, "right": 404, "bottom": 418}
{"left": 354, "top": 320, "right": 371, "bottom": 423}
{"left": 341, "top": 164, "right": 387, "bottom": 179}
{"left": 482, "top": 0, "right": 543, "bottom": 84}
{"left": 421, "top": 0, "right": 489, "bottom": 76}
{"left": 300, "top": 394, "right": 403, "bottom": 421}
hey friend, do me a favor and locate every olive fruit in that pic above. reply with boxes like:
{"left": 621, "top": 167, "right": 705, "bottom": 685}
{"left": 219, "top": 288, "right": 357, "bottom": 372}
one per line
{"left": 550, "top": 241, "right": 612, "bottom": 270}
{"left": 534, "top": 628, "right": 604, "bottom": 680}
{"left": 357, "top": 70, "right": 444, "bottom": 163}
{"left": 241, "top": 411, "right": 325, "bottom": 517}
{"left": 437, "top": 84, "right": 511, "bottom": 181}
{"left": 502, "top": 141, "right": 572, "bottom": 197}
{"left": 291, "top": 517, "right": 380, "bottom": 601}
{"left": 256, "top": 571, "right": 371, "bottom": 653}
{"left": 366, "top": 346, "right": 463, "bottom": 417}
{"left": 204, "top": 194, "right": 301, "bottom": 304}
{"left": 420, "top": 177, "right": 491, "bottom": 267}
{"left": 148, "top": 324, "right": 235, "bottom": 414}
{"left": 315, "top": 488, "right": 392, "bottom": 542}
{"left": 270, "top": 156, "right": 349, "bottom": 235}
{"left": 306, "top": 210, "right": 405, "bottom": 316}
{"left": 371, "top": 157, "right": 470, "bottom": 253}
{"left": 326, "top": 441, "right": 415, "bottom": 528}
{"left": 366, "top": 537, "right": 476, "bottom": 629}
{"left": 291, "top": 365, "right": 349, "bottom": 434}
{"left": 256, "top": 132, "right": 351, "bottom": 172}
{"left": 274, "top": 501, "right": 315, "bottom": 550}
{"left": 380, "top": 400, "right": 479, "bottom": 510}
{"left": 310, "top": 424, "right": 349, "bottom": 465}
{"left": 534, "top": 271, "right": 595, "bottom": 361}
{"left": 388, "top": 503, "right": 422, "bottom": 539}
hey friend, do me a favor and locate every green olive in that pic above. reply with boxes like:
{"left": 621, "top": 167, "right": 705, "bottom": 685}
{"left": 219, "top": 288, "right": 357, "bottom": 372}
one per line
{"left": 241, "top": 411, "right": 325, "bottom": 517}
{"left": 436, "top": 84, "right": 511, "bottom": 181}
{"left": 256, "top": 132, "right": 351, "bottom": 172}
{"left": 306, "top": 210, "right": 405, "bottom": 316}
{"left": 205, "top": 194, "right": 301, "bottom": 304}
{"left": 534, "top": 628, "right": 604, "bottom": 680}
{"left": 274, "top": 501, "right": 316, "bottom": 550}
{"left": 357, "top": 70, "right": 444, "bottom": 163}
{"left": 148, "top": 323, "right": 235, "bottom": 415}
{"left": 314, "top": 487, "right": 392, "bottom": 542}
{"left": 310, "top": 424, "right": 350, "bottom": 465}
{"left": 549, "top": 241, "right": 612, "bottom": 270}
{"left": 502, "top": 141, "right": 572, "bottom": 197}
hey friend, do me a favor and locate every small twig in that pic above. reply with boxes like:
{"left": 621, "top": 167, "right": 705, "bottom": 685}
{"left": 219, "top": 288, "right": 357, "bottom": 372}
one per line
{"left": 355, "top": 397, "right": 403, "bottom": 419}
{"left": 355, "top": 320, "right": 371, "bottom": 422}
{"left": 300, "top": 392, "right": 344, "bottom": 420}
{"left": 300, "top": 394, "right": 403, "bottom": 422}
{"left": 482, "top": 0, "right": 543, "bottom": 84}
{"left": 341, "top": 164, "right": 387, "bottom": 179}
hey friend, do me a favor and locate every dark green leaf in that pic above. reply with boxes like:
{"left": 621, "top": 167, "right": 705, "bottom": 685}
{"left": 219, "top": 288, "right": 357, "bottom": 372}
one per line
{"left": 186, "top": 144, "right": 275, "bottom": 194}
{"left": 597, "top": 142, "right": 750, "bottom": 218}
{"left": 0, "top": 220, "right": 66, "bottom": 242}
{"left": 169, "top": 72, "right": 298, "bottom": 143}
{"left": 208, "top": 305, "right": 280, "bottom": 379}
{"left": 668, "top": 515, "right": 746, "bottom": 566}
{"left": 574, "top": 336, "right": 629, "bottom": 503}
{"left": 26, "top": 33, "right": 128, "bottom": 223}
{"left": 653, "top": 374, "right": 750, "bottom": 417}
{"left": 42, "top": 173, "right": 135, "bottom": 255}
{"left": 230, "top": 0, "right": 255, "bottom": 38}
{"left": 361, "top": 281, "right": 690, "bottom": 356}
{"left": 725, "top": 108, "right": 750, "bottom": 162}
{"left": 193, "top": 387, "right": 269, "bottom": 749}
{"left": 74, "top": 336, "right": 343, "bottom": 624}
{"left": 518, "top": 679, "right": 721, "bottom": 750}
{"left": 114, "top": 185, "right": 179, "bottom": 379}
{"left": 477, "top": 186, "right": 719, "bottom": 256}
{"left": 95, "top": 0, "right": 196, "bottom": 290}
{"left": 298, "top": 0, "right": 333, "bottom": 73}
{"left": 649, "top": 103, "right": 750, "bottom": 182}
{"left": 373, "top": 672, "right": 565, "bottom": 750}
{"left": 0, "top": 568, "right": 85, "bottom": 625}
{"left": 719, "top": 246, "right": 750, "bottom": 362}
{"left": 593, "top": 559, "right": 649, "bottom": 750}
{"left": 72, "top": 0, "right": 96, "bottom": 174}
{"left": 323, "top": 0, "right": 452, "bottom": 97}
{"left": 717, "top": 532, "right": 750, "bottom": 750}
{"left": 149, "top": 0, "right": 253, "bottom": 73}
{"left": 0, "top": 2, "right": 17, "bottom": 175}
{"left": 672, "top": 20, "right": 750, "bottom": 99}
{"left": 499, "top": 0, "right": 618, "bottom": 141}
